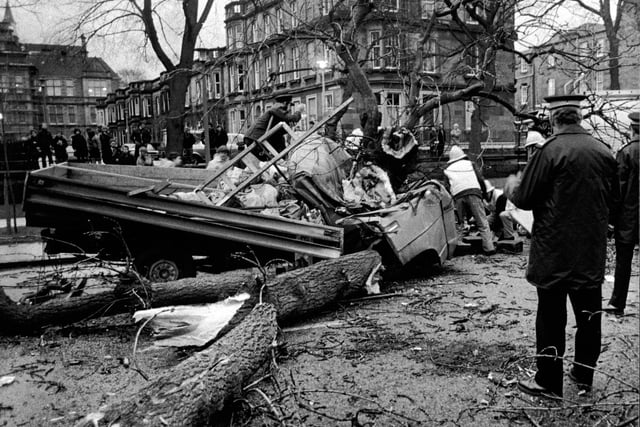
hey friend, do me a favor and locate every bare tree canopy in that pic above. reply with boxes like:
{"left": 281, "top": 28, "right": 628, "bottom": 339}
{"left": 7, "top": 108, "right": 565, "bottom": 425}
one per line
{"left": 67, "top": 0, "right": 216, "bottom": 153}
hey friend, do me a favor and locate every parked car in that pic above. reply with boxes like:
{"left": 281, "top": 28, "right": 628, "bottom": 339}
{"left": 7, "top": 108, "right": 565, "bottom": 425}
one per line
{"left": 192, "top": 133, "right": 244, "bottom": 164}
{"left": 123, "top": 143, "right": 160, "bottom": 160}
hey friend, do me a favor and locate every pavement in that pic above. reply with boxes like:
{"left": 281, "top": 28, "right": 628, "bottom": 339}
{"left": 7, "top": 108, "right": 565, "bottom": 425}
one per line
{"left": 0, "top": 217, "right": 76, "bottom": 269}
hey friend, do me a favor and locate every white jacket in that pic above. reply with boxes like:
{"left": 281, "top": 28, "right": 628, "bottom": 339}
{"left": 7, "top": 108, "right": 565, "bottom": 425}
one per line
{"left": 444, "top": 159, "right": 481, "bottom": 197}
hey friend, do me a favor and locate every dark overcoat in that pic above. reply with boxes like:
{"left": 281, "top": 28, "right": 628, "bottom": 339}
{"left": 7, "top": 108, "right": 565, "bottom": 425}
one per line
{"left": 245, "top": 107, "right": 301, "bottom": 152}
{"left": 511, "top": 125, "right": 619, "bottom": 289}
{"left": 615, "top": 136, "right": 639, "bottom": 244}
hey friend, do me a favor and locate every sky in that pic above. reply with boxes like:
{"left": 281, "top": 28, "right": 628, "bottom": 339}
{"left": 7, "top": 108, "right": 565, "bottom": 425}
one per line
{"left": 8, "top": 0, "right": 228, "bottom": 79}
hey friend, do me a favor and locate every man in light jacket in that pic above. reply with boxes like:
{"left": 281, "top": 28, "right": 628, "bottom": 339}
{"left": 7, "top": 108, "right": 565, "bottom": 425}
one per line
{"left": 443, "top": 145, "right": 495, "bottom": 254}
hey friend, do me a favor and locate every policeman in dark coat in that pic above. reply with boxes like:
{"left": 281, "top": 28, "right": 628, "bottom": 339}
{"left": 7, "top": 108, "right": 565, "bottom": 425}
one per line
{"left": 504, "top": 95, "right": 619, "bottom": 398}
{"left": 243, "top": 94, "right": 305, "bottom": 160}
{"left": 606, "top": 111, "right": 639, "bottom": 315}
{"left": 36, "top": 124, "right": 54, "bottom": 168}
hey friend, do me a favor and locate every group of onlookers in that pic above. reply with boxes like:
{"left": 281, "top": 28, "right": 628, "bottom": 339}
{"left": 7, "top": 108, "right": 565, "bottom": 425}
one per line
{"left": 23, "top": 124, "right": 158, "bottom": 169}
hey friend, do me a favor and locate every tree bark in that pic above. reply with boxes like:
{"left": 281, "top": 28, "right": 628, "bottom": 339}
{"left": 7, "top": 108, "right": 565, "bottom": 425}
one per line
{"left": 165, "top": 71, "right": 191, "bottom": 154}
{"left": 0, "top": 250, "right": 381, "bottom": 335}
{"left": 75, "top": 303, "right": 279, "bottom": 427}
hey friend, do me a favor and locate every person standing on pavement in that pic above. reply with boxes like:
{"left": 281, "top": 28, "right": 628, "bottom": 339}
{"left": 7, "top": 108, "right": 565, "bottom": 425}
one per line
{"left": 99, "top": 127, "right": 113, "bottom": 164}
{"left": 36, "top": 124, "right": 54, "bottom": 168}
{"left": 53, "top": 131, "right": 68, "bottom": 163}
{"left": 504, "top": 95, "right": 619, "bottom": 398}
{"left": 243, "top": 94, "right": 305, "bottom": 160}
{"left": 443, "top": 145, "right": 495, "bottom": 255}
{"left": 71, "top": 129, "right": 88, "bottom": 162}
{"left": 183, "top": 128, "right": 196, "bottom": 163}
{"left": 606, "top": 111, "right": 639, "bottom": 316}
{"left": 436, "top": 123, "right": 446, "bottom": 157}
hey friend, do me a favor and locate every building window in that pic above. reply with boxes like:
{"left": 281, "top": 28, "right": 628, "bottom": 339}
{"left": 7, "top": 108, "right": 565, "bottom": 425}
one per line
{"left": 465, "top": 45, "right": 481, "bottom": 74}
{"left": 253, "top": 60, "right": 261, "bottom": 90}
{"left": 262, "top": 14, "right": 269, "bottom": 38}
{"left": 65, "top": 79, "right": 75, "bottom": 96}
{"left": 370, "top": 31, "right": 382, "bottom": 69}
{"left": 227, "top": 28, "right": 233, "bottom": 49}
{"left": 321, "top": 0, "right": 333, "bottom": 12}
{"left": 423, "top": 40, "right": 438, "bottom": 73}
{"left": 229, "top": 65, "right": 236, "bottom": 93}
{"left": 235, "top": 25, "right": 244, "bottom": 48}
{"left": 324, "top": 93, "right": 334, "bottom": 113}
{"left": 292, "top": 47, "right": 300, "bottom": 79}
{"left": 233, "top": 3, "right": 241, "bottom": 13}
{"left": 385, "top": 35, "right": 399, "bottom": 69}
{"left": 547, "top": 78, "right": 555, "bottom": 96}
{"left": 289, "top": 0, "right": 298, "bottom": 27}
{"left": 596, "top": 39, "right": 606, "bottom": 57}
{"left": 89, "top": 106, "right": 97, "bottom": 123}
{"left": 520, "top": 84, "right": 528, "bottom": 105}
{"left": 307, "top": 95, "right": 317, "bottom": 126}
{"left": 14, "top": 75, "right": 24, "bottom": 94}
{"left": 277, "top": 52, "right": 286, "bottom": 84}
{"left": 213, "top": 72, "right": 221, "bottom": 98}
{"left": 238, "top": 64, "right": 245, "bottom": 92}
{"left": 378, "top": 92, "right": 401, "bottom": 126}
{"left": 46, "top": 79, "right": 63, "bottom": 96}
{"left": 275, "top": 8, "right": 283, "bottom": 32}
{"left": 421, "top": 0, "right": 435, "bottom": 18}
{"left": 67, "top": 105, "right": 76, "bottom": 124}
{"left": 265, "top": 55, "right": 272, "bottom": 82}
{"left": 520, "top": 59, "right": 528, "bottom": 74}
{"left": 48, "top": 105, "right": 64, "bottom": 124}
{"left": 85, "top": 79, "right": 110, "bottom": 97}
{"left": 595, "top": 71, "right": 604, "bottom": 91}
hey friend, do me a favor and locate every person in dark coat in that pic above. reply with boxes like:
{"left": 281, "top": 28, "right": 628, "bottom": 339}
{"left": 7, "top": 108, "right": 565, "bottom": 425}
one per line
{"left": 87, "top": 128, "right": 100, "bottom": 163}
{"left": 99, "top": 127, "right": 113, "bottom": 164}
{"left": 183, "top": 129, "right": 196, "bottom": 163}
{"left": 606, "top": 111, "right": 639, "bottom": 315}
{"left": 36, "top": 124, "right": 54, "bottom": 168}
{"left": 141, "top": 123, "right": 152, "bottom": 148}
{"left": 505, "top": 95, "right": 619, "bottom": 398}
{"left": 53, "top": 131, "right": 68, "bottom": 163}
{"left": 243, "top": 94, "right": 305, "bottom": 160}
{"left": 71, "top": 129, "right": 88, "bottom": 162}
{"left": 436, "top": 123, "right": 446, "bottom": 157}
{"left": 25, "top": 130, "right": 39, "bottom": 169}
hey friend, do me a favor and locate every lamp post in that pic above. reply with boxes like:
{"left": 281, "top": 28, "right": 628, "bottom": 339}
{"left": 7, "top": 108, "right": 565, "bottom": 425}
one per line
{"left": 317, "top": 60, "right": 328, "bottom": 116}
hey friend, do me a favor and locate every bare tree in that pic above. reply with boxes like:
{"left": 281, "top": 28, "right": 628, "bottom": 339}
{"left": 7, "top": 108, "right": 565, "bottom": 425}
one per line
{"left": 69, "top": 0, "right": 216, "bottom": 153}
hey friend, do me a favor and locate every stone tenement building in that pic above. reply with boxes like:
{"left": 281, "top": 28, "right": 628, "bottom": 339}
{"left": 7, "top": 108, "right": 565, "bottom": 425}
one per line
{"left": 515, "top": 17, "right": 640, "bottom": 111}
{"left": 0, "top": 2, "right": 120, "bottom": 141}
{"left": 99, "top": 0, "right": 517, "bottom": 149}
{"left": 220, "top": 0, "right": 516, "bottom": 145}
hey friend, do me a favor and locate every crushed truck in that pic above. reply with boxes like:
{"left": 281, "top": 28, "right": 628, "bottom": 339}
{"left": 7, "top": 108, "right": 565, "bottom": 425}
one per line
{"left": 23, "top": 102, "right": 457, "bottom": 281}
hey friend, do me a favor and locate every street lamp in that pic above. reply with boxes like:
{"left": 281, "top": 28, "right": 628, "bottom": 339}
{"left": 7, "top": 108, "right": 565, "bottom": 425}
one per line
{"left": 317, "top": 60, "right": 328, "bottom": 115}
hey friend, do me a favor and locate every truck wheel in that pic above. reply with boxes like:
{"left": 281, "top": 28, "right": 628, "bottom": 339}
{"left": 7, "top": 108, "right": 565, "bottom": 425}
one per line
{"left": 135, "top": 252, "right": 195, "bottom": 282}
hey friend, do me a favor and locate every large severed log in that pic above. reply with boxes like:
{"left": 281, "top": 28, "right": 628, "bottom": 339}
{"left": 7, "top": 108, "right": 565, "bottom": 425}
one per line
{"left": 76, "top": 303, "right": 279, "bottom": 427}
{"left": 0, "top": 250, "right": 381, "bottom": 335}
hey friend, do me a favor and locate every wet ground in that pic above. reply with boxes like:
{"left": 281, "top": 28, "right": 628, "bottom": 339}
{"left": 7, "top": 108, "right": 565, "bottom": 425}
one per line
{"left": 0, "top": 242, "right": 638, "bottom": 426}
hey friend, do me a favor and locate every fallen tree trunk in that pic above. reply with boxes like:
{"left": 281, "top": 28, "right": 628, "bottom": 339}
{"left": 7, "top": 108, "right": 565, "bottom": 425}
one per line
{"left": 1, "top": 250, "right": 381, "bottom": 335}
{"left": 76, "top": 303, "right": 279, "bottom": 427}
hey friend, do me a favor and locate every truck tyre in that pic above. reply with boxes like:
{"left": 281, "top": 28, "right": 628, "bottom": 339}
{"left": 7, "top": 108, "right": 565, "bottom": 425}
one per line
{"left": 135, "top": 251, "right": 195, "bottom": 282}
